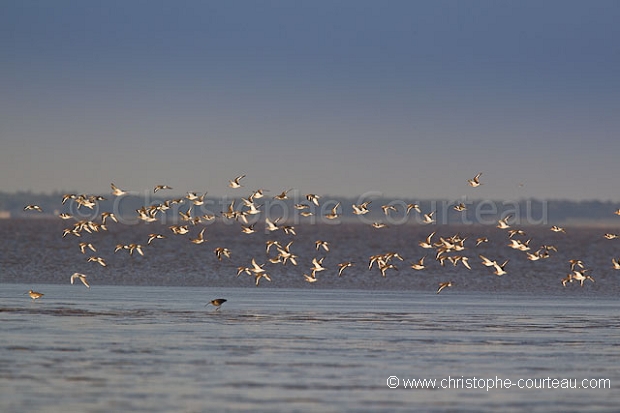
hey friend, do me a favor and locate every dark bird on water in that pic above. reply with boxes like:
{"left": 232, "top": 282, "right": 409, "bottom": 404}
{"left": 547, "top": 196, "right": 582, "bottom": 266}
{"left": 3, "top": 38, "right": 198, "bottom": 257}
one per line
{"left": 206, "top": 298, "right": 227, "bottom": 311}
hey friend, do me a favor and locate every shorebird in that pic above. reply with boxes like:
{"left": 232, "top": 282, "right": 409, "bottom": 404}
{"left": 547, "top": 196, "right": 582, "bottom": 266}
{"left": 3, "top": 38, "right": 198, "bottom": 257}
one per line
{"left": 147, "top": 233, "right": 166, "bottom": 244}
{"left": 250, "top": 258, "right": 266, "bottom": 274}
{"left": 241, "top": 197, "right": 261, "bottom": 215}
{"left": 612, "top": 258, "right": 620, "bottom": 270}
{"left": 492, "top": 260, "right": 509, "bottom": 276}
{"left": 127, "top": 244, "right": 144, "bottom": 256}
{"left": 306, "top": 194, "right": 320, "bottom": 206}
{"left": 453, "top": 203, "right": 467, "bottom": 212}
{"left": 372, "top": 222, "right": 387, "bottom": 229}
{"left": 561, "top": 274, "right": 573, "bottom": 287}
{"left": 282, "top": 225, "right": 296, "bottom": 235}
{"left": 169, "top": 225, "right": 190, "bottom": 235}
{"left": 507, "top": 229, "right": 526, "bottom": 238}
{"left": 274, "top": 189, "right": 291, "bottom": 200}
{"left": 467, "top": 172, "right": 482, "bottom": 187}
{"left": 526, "top": 251, "right": 542, "bottom": 261}
{"left": 570, "top": 270, "right": 595, "bottom": 286}
{"left": 311, "top": 257, "right": 326, "bottom": 277}
{"left": 87, "top": 256, "right": 107, "bottom": 267}
{"left": 381, "top": 205, "right": 398, "bottom": 215}
{"left": 265, "top": 217, "right": 280, "bottom": 232}
{"left": 325, "top": 203, "right": 340, "bottom": 220}
{"left": 437, "top": 281, "right": 453, "bottom": 294}
{"left": 379, "top": 263, "right": 398, "bottom": 277}
{"left": 450, "top": 255, "right": 471, "bottom": 270}
{"left": 24, "top": 290, "right": 44, "bottom": 300}
{"left": 265, "top": 240, "right": 282, "bottom": 254}
{"left": 61, "top": 193, "right": 76, "bottom": 204}
{"left": 315, "top": 240, "right": 330, "bottom": 252}
{"left": 508, "top": 239, "right": 530, "bottom": 251}
{"left": 190, "top": 228, "right": 206, "bottom": 244}
{"left": 154, "top": 184, "right": 173, "bottom": 193}
{"left": 111, "top": 183, "right": 127, "bottom": 196}
{"left": 214, "top": 247, "right": 231, "bottom": 260}
{"left": 475, "top": 237, "right": 489, "bottom": 246}
{"left": 24, "top": 205, "right": 43, "bottom": 212}
{"left": 251, "top": 189, "right": 267, "bottom": 199}
{"left": 254, "top": 272, "right": 272, "bottom": 286}
{"left": 303, "top": 273, "right": 318, "bottom": 283}
{"left": 614, "top": 209, "right": 620, "bottom": 216}
{"left": 569, "top": 259, "right": 585, "bottom": 271}
{"left": 79, "top": 242, "right": 96, "bottom": 254}
{"left": 101, "top": 212, "right": 118, "bottom": 224}
{"left": 337, "top": 261, "right": 354, "bottom": 276}
{"left": 205, "top": 298, "right": 227, "bottom": 311}
{"left": 550, "top": 225, "right": 566, "bottom": 233}
{"left": 421, "top": 211, "right": 435, "bottom": 224}
{"left": 604, "top": 233, "right": 619, "bottom": 240}
{"left": 241, "top": 223, "right": 256, "bottom": 234}
{"left": 70, "top": 272, "right": 90, "bottom": 289}
{"left": 496, "top": 215, "right": 512, "bottom": 229}
{"left": 229, "top": 175, "right": 245, "bottom": 188}
{"left": 352, "top": 201, "right": 371, "bottom": 215}
{"left": 58, "top": 213, "right": 73, "bottom": 220}
{"left": 419, "top": 232, "right": 436, "bottom": 249}
{"left": 479, "top": 254, "right": 496, "bottom": 267}
{"left": 406, "top": 203, "right": 421, "bottom": 214}
{"left": 410, "top": 256, "right": 426, "bottom": 270}
{"left": 237, "top": 266, "right": 251, "bottom": 276}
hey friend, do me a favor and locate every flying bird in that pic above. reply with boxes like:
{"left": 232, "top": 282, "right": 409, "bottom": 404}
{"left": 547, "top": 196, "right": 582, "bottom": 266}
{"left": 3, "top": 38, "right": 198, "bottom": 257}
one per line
{"left": 70, "top": 272, "right": 90, "bottom": 289}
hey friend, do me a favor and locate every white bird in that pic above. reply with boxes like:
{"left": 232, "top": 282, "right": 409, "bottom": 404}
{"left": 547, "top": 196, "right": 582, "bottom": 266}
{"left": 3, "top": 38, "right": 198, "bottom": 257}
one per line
{"left": 311, "top": 257, "right": 326, "bottom": 277}
{"left": 87, "top": 256, "right": 107, "bottom": 267}
{"left": 421, "top": 211, "right": 435, "bottom": 224}
{"left": 496, "top": 215, "right": 512, "bottom": 229}
{"left": 437, "top": 281, "right": 453, "bottom": 294}
{"left": 154, "top": 184, "right": 173, "bottom": 193}
{"left": 250, "top": 258, "right": 266, "bottom": 274}
{"left": 406, "top": 203, "right": 421, "bottom": 214}
{"left": 352, "top": 201, "right": 371, "bottom": 215}
{"left": 229, "top": 174, "right": 246, "bottom": 188}
{"left": 111, "top": 183, "right": 127, "bottom": 196}
{"left": 70, "top": 272, "right": 90, "bottom": 289}
{"left": 190, "top": 228, "right": 206, "bottom": 244}
{"left": 303, "top": 273, "right": 318, "bottom": 283}
{"left": 24, "top": 205, "right": 43, "bottom": 212}
{"left": 337, "top": 261, "right": 354, "bottom": 277}
{"left": 612, "top": 258, "right": 620, "bottom": 270}
{"left": 273, "top": 189, "right": 291, "bottom": 200}
{"left": 467, "top": 172, "right": 483, "bottom": 187}
{"left": 265, "top": 217, "right": 280, "bottom": 232}
{"left": 479, "top": 254, "right": 496, "bottom": 267}
{"left": 410, "top": 256, "right": 426, "bottom": 270}
{"left": 492, "top": 260, "right": 509, "bottom": 276}
{"left": 315, "top": 240, "right": 330, "bottom": 252}
{"left": 306, "top": 194, "right": 320, "bottom": 206}
{"left": 78, "top": 242, "right": 96, "bottom": 254}
{"left": 419, "top": 232, "right": 436, "bottom": 249}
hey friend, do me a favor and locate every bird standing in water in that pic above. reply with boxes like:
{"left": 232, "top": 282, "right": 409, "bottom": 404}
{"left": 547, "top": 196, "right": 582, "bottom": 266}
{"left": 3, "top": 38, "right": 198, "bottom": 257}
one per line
{"left": 206, "top": 299, "right": 227, "bottom": 311}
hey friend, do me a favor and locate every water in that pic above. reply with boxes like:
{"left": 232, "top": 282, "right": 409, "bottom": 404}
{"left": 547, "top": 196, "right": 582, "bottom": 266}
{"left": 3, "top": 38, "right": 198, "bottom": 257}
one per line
{"left": 1, "top": 220, "right": 619, "bottom": 411}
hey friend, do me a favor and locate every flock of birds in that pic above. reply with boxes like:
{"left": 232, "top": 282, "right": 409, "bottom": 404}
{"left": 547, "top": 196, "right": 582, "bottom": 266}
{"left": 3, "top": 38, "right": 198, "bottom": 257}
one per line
{"left": 21, "top": 172, "right": 620, "bottom": 308}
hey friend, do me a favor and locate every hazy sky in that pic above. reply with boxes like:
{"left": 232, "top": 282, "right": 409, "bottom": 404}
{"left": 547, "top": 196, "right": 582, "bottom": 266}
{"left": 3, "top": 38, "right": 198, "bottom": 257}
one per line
{"left": 1, "top": 1, "right": 619, "bottom": 201}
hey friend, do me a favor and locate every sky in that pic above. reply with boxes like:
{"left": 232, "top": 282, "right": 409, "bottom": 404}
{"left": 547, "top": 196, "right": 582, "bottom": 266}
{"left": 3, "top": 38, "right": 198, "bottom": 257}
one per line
{"left": 1, "top": 0, "right": 620, "bottom": 201}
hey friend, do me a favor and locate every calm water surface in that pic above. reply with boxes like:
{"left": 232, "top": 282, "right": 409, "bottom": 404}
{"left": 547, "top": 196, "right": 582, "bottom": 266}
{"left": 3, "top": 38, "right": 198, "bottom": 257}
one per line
{"left": 1, "top": 285, "right": 618, "bottom": 412}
